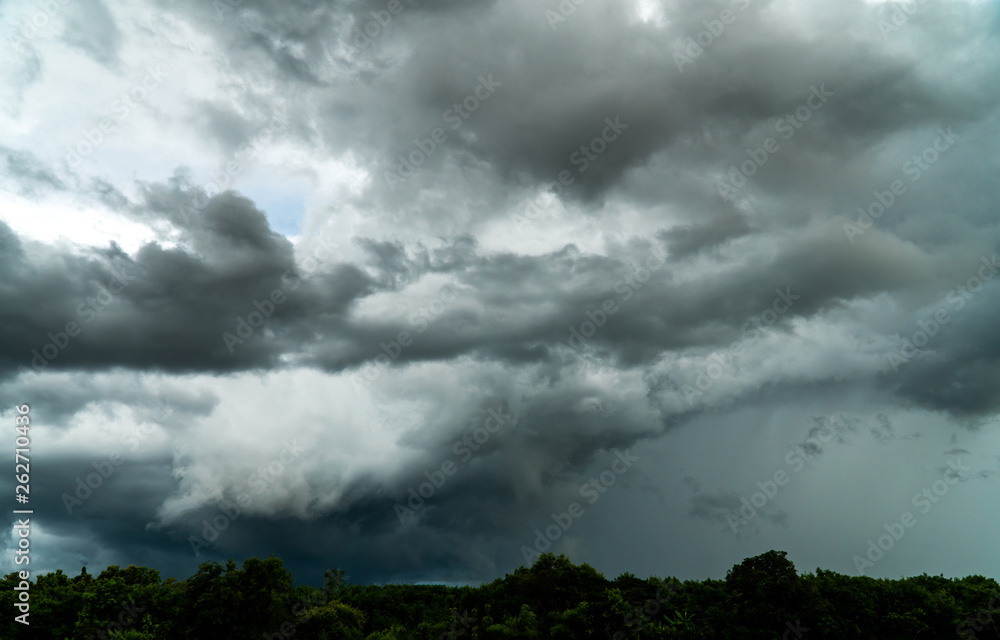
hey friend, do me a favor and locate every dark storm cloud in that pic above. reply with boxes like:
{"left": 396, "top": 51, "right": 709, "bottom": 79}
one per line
{"left": 148, "top": 0, "right": 1000, "bottom": 219}
{"left": 683, "top": 476, "right": 789, "bottom": 538}
{"left": 0, "top": 372, "right": 217, "bottom": 430}
{"left": 89, "top": 377, "right": 662, "bottom": 584}
{"left": 0, "top": 454, "right": 197, "bottom": 576}
{"left": 315, "top": 0, "right": 997, "bottom": 212}
{"left": 884, "top": 274, "right": 1000, "bottom": 420}
{"left": 0, "top": 194, "right": 777, "bottom": 380}
{"left": 0, "top": 180, "right": 987, "bottom": 418}
{"left": 154, "top": 444, "right": 650, "bottom": 585}
{"left": 0, "top": 183, "right": 376, "bottom": 376}
{"left": 5, "top": 0, "right": 1000, "bottom": 587}
{"left": 158, "top": 503, "right": 503, "bottom": 586}
{"left": 662, "top": 202, "right": 753, "bottom": 257}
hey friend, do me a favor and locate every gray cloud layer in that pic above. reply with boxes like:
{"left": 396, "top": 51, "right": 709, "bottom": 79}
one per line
{"left": 1, "top": 0, "right": 999, "bottom": 585}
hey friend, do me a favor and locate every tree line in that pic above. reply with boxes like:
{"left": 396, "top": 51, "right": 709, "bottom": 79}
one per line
{"left": 2, "top": 550, "right": 998, "bottom": 639}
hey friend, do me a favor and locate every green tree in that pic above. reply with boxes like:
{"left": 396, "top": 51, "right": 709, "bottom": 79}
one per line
{"left": 109, "top": 631, "right": 157, "bottom": 639}
{"left": 484, "top": 603, "right": 539, "bottom": 639}
{"left": 725, "top": 550, "right": 805, "bottom": 639}
{"left": 297, "top": 600, "right": 367, "bottom": 640}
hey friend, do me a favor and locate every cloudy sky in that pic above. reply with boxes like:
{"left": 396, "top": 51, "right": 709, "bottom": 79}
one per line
{"left": 2, "top": 0, "right": 1000, "bottom": 587}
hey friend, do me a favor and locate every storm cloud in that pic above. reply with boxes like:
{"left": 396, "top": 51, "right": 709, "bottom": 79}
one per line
{"left": 1, "top": 0, "right": 999, "bottom": 586}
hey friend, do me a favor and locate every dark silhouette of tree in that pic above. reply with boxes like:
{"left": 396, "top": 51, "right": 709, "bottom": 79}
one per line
{"left": 3, "top": 550, "right": 1000, "bottom": 639}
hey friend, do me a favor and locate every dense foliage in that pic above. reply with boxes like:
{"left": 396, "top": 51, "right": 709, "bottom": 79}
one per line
{"left": 3, "top": 550, "right": 999, "bottom": 639}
